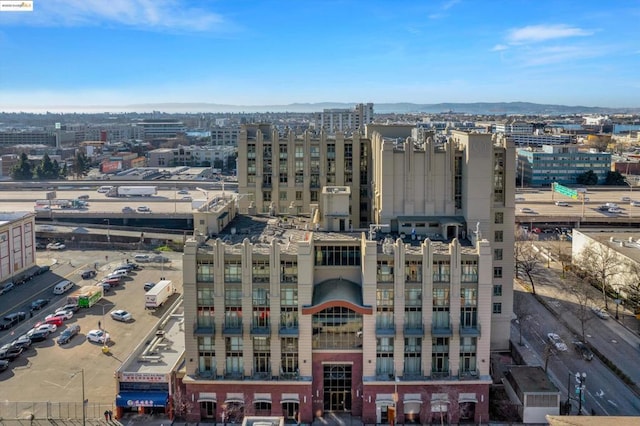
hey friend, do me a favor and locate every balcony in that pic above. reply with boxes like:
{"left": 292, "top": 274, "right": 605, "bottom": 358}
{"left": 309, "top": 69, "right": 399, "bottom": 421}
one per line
{"left": 252, "top": 276, "right": 270, "bottom": 284}
{"left": 375, "top": 371, "right": 396, "bottom": 381}
{"left": 251, "top": 370, "right": 272, "bottom": 380}
{"left": 251, "top": 324, "right": 271, "bottom": 335}
{"left": 223, "top": 370, "right": 244, "bottom": 380}
{"left": 459, "top": 323, "right": 481, "bottom": 337}
{"left": 430, "top": 370, "right": 451, "bottom": 379}
{"left": 279, "top": 324, "right": 299, "bottom": 336}
{"left": 375, "top": 323, "right": 395, "bottom": 336}
{"left": 404, "top": 323, "right": 424, "bottom": 336}
{"left": 279, "top": 369, "right": 300, "bottom": 380}
{"left": 223, "top": 321, "right": 243, "bottom": 335}
{"left": 431, "top": 324, "right": 452, "bottom": 336}
{"left": 193, "top": 322, "right": 215, "bottom": 336}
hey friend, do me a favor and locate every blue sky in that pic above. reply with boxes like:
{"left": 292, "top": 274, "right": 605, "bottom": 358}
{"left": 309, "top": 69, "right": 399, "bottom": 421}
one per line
{"left": 0, "top": 0, "right": 639, "bottom": 110}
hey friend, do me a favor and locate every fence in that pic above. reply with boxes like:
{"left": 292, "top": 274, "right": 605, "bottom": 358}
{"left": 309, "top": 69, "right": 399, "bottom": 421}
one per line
{"left": 0, "top": 401, "right": 113, "bottom": 421}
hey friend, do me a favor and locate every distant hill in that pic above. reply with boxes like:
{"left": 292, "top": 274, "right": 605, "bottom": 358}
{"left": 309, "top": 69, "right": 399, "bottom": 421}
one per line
{"left": 120, "top": 101, "right": 639, "bottom": 115}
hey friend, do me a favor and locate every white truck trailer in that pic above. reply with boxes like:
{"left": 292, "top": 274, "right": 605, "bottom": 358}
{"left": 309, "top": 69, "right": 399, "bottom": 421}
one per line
{"left": 107, "top": 186, "right": 157, "bottom": 197}
{"left": 144, "top": 280, "right": 175, "bottom": 309}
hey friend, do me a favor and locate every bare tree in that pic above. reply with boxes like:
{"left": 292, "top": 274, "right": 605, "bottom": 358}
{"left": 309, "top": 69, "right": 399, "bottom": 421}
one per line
{"left": 513, "top": 290, "right": 532, "bottom": 346}
{"left": 514, "top": 238, "right": 545, "bottom": 295}
{"left": 566, "top": 276, "right": 594, "bottom": 342}
{"left": 577, "top": 242, "right": 620, "bottom": 310}
{"left": 620, "top": 259, "right": 640, "bottom": 316}
{"left": 171, "top": 385, "right": 194, "bottom": 421}
{"left": 548, "top": 236, "right": 572, "bottom": 279}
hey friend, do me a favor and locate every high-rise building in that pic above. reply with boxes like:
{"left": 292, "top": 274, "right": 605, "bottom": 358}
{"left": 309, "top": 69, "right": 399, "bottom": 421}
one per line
{"left": 314, "top": 103, "right": 374, "bottom": 133}
{"left": 181, "top": 125, "right": 515, "bottom": 424}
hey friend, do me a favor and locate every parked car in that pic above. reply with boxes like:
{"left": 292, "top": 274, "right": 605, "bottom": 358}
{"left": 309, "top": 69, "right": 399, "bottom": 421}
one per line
{"left": 27, "top": 329, "right": 49, "bottom": 342}
{"left": 81, "top": 270, "right": 97, "bottom": 279}
{"left": 608, "top": 207, "right": 622, "bottom": 213}
{"left": 122, "top": 206, "right": 135, "bottom": 213}
{"left": 115, "top": 263, "right": 139, "bottom": 271}
{"left": 181, "top": 196, "right": 193, "bottom": 201}
{"left": 30, "top": 299, "right": 49, "bottom": 311}
{"left": 10, "top": 335, "right": 32, "bottom": 349}
{"left": 0, "top": 360, "right": 9, "bottom": 371}
{"left": 95, "top": 282, "right": 111, "bottom": 292}
{"left": 591, "top": 306, "right": 610, "bottom": 319}
{"left": 46, "top": 310, "right": 73, "bottom": 321}
{"left": 30, "top": 323, "right": 57, "bottom": 335}
{"left": 106, "top": 270, "right": 128, "bottom": 279}
{"left": 573, "top": 341, "right": 594, "bottom": 361}
{"left": 515, "top": 197, "right": 525, "bottom": 202}
{"left": 621, "top": 196, "right": 631, "bottom": 202}
{"left": 143, "top": 282, "right": 156, "bottom": 291}
{"left": 77, "top": 194, "right": 90, "bottom": 200}
{"left": 0, "top": 344, "right": 23, "bottom": 361}
{"left": 86, "top": 329, "right": 110, "bottom": 344}
{"left": 36, "top": 265, "right": 50, "bottom": 275}
{"left": 110, "top": 310, "right": 133, "bottom": 322}
{"left": 57, "top": 324, "right": 81, "bottom": 345}
{"left": 0, "top": 282, "right": 15, "bottom": 295}
{"left": 152, "top": 255, "right": 170, "bottom": 263}
{"left": 112, "top": 268, "right": 130, "bottom": 276}
{"left": 43, "top": 316, "right": 64, "bottom": 327}
{"left": 134, "top": 254, "right": 151, "bottom": 263}
{"left": 56, "top": 303, "right": 80, "bottom": 314}
{"left": 631, "top": 200, "right": 640, "bottom": 207}
{"left": 47, "top": 242, "right": 66, "bottom": 250}
{"left": 0, "top": 312, "right": 27, "bottom": 330}
{"left": 101, "top": 277, "right": 122, "bottom": 287}
{"left": 547, "top": 333, "right": 568, "bottom": 351}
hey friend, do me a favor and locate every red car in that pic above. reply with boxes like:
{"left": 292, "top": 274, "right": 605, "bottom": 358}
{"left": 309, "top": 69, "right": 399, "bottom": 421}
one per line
{"left": 42, "top": 316, "right": 64, "bottom": 327}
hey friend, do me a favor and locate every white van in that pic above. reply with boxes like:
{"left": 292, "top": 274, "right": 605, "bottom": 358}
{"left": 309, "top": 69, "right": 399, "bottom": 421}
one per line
{"left": 53, "top": 280, "right": 74, "bottom": 295}
{"left": 97, "top": 186, "right": 113, "bottom": 193}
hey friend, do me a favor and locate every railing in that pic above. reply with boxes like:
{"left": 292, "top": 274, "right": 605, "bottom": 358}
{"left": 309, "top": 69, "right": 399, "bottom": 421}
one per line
{"left": 193, "top": 322, "right": 215, "bottom": 336}
{"left": 459, "top": 369, "right": 479, "bottom": 379}
{"left": 430, "top": 370, "right": 451, "bottom": 379}
{"left": 252, "top": 276, "right": 270, "bottom": 283}
{"left": 459, "top": 323, "right": 481, "bottom": 337}
{"left": 250, "top": 323, "right": 271, "bottom": 335}
{"left": 223, "top": 321, "right": 243, "bottom": 335}
{"left": 431, "top": 324, "right": 452, "bottom": 336}
{"left": 404, "top": 322, "right": 424, "bottom": 336}
{"left": 279, "top": 324, "right": 299, "bottom": 336}
{"left": 375, "top": 323, "right": 395, "bottom": 336}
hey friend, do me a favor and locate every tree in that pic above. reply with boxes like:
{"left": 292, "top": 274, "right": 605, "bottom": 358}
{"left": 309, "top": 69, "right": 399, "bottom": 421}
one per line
{"left": 577, "top": 242, "right": 620, "bottom": 310}
{"left": 621, "top": 259, "right": 640, "bottom": 315}
{"left": 11, "top": 153, "right": 33, "bottom": 180}
{"left": 72, "top": 152, "right": 90, "bottom": 179}
{"left": 576, "top": 170, "right": 598, "bottom": 185}
{"left": 60, "top": 162, "right": 68, "bottom": 178}
{"left": 171, "top": 384, "right": 193, "bottom": 421}
{"left": 514, "top": 237, "right": 545, "bottom": 295}
{"left": 547, "top": 236, "right": 572, "bottom": 278}
{"left": 567, "top": 276, "right": 594, "bottom": 342}
{"left": 604, "top": 171, "right": 626, "bottom": 185}
{"left": 513, "top": 290, "right": 533, "bottom": 346}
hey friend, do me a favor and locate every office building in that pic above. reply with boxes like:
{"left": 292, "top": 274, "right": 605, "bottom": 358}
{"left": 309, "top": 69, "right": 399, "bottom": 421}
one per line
{"left": 0, "top": 212, "right": 36, "bottom": 284}
{"left": 181, "top": 126, "right": 515, "bottom": 424}
{"left": 314, "top": 103, "right": 374, "bottom": 133}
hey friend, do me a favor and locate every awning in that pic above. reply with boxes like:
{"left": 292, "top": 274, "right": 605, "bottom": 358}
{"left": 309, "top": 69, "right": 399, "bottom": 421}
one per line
{"left": 116, "top": 391, "right": 168, "bottom": 408}
{"left": 458, "top": 393, "right": 478, "bottom": 403}
{"left": 225, "top": 398, "right": 245, "bottom": 404}
{"left": 375, "top": 394, "right": 395, "bottom": 406}
{"left": 280, "top": 393, "right": 300, "bottom": 404}
{"left": 253, "top": 393, "right": 272, "bottom": 404}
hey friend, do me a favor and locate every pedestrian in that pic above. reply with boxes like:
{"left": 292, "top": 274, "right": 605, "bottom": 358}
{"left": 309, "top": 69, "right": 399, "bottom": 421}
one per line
{"left": 108, "top": 410, "right": 113, "bottom": 421}
{"left": 98, "top": 320, "right": 101, "bottom": 330}
{"left": 30, "top": 311, "right": 33, "bottom": 318}
{"left": 104, "top": 410, "right": 109, "bottom": 421}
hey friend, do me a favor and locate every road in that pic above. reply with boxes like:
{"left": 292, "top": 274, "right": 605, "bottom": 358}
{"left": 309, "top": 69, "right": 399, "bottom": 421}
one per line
{"left": 514, "top": 255, "right": 640, "bottom": 415}
{"left": 0, "top": 248, "right": 183, "bottom": 408}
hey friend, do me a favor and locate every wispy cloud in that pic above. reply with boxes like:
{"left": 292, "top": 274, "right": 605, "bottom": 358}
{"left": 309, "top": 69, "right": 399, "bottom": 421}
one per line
{"left": 491, "top": 44, "right": 508, "bottom": 52}
{"left": 506, "top": 24, "right": 593, "bottom": 45}
{"left": 429, "top": 0, "right": 461, "bottom": 19}
{"left": 1, "top": 0, "right": 227, "bottom": 32}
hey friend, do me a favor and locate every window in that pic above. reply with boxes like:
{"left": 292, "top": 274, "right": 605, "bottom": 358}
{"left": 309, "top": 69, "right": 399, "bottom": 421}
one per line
{"left": 295, "top": 191, "right": 303, "bottom": 201}
{"left": 431, "top": 337, "right": 449, "bottom": 375}
{"left": 461, "top": 260, "right": 478, "bottom": 283}
{"left": 253, "top": 336, "right": 270, "bottom": 375}
{"left": 225, "top": 337, "right": 243, "bottom": 377}
{"left": 281, "top": 261, "right": 298, "bottom": 283}
{"left": 493, "top": 267, "right": 503, "bottom": 278}
{"left": 494, "top": 230, "right": 503, "bottom": 242}
{"left": 376, "top": 337, "right": 394, "bottom": 375}
{"left": 494, "top": 248, "right": 503, "bottom": 261}
{"left": 197, "top": 287, "right": 215, "bottom": 307}
{"left": 315, "top": 245, "right": 361, "bottom": 266}
{"left": 405, "top": 260, "right": 422, "bottom": 283}
{"left": 433, "top": 260, "right": 450, "bottom": 282}
{"left": 312, "top": 307, "right": 363, "bottom": 349}
{"left": 281, "top": 338, "right": 299, "bottom": 376}
{"left": 310, "top": 191, "right": 318, "bottom": 202}
{"left": 198, "top": 337, "right": 215, "bottom": 376}
{"left": 404, "top": 337, "right": 421, "bottom": 375}
{"left": 279, "top": 191, "right": 287, "bottom": 200}
{"left": 252, "top": 260, "right": 270, "bottom": 283}
{"left": 263, "top": 191, "right": 272, "bottom": 202}
{"left": 493, "top": 303, "right": 502, "bottom": 314}
{"left": 224, "top": 260, "right": 242, "bottom": 283}
{"left": 197, "top": 262, "right": 215, "bottom": 282}
{"left": 377, "top": 260, "right": 394, "bottom": 282}
{"left": 494, "top": 212, "right": 504, "bottom": 224}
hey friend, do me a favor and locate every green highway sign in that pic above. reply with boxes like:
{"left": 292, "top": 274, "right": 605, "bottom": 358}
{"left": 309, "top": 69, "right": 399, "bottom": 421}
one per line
{"left": 553, "top": 183, "right": 578, "bottom": 199}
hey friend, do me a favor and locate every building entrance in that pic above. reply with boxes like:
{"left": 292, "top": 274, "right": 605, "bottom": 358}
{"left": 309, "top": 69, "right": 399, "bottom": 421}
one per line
{"left": 323, "top": 364, "right": 352, "bottom": 412}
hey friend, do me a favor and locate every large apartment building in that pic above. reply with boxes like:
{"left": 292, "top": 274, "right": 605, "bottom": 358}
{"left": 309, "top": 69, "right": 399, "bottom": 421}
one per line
{"left": 181, "top": 125, "right": 515, "bottom": 424}
{"left": 313, "top": 103, "right": 374, "bottom": 133}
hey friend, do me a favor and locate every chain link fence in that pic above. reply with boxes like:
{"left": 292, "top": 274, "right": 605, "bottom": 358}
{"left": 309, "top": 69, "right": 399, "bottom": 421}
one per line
{"left": 0, "top": 401, "right": 113, "bottom": 421}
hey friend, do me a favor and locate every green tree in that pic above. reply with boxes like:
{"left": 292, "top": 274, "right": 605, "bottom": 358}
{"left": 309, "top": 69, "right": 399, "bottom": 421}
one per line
{"left": 60, "top": 162, "right": 68, "bottom": 178}
{"left": 576, "top": 170, "right": 598, "bottom": 185}
{"left": 35, "top": 153, "right": 58, "bottom": 180}
{"left": 11, "top": 153, "right": 33, "bottom": 180}
{"left": 72, "top": 152, "right": 90, "bottom": 179}
{"left": 604, "top": 170, "right": 626, "bottom": 185}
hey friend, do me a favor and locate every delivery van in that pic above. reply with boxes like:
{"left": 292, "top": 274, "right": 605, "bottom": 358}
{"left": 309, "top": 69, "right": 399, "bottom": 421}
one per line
{"left": 53, "top": 280, "right": 74, "bottom": 295}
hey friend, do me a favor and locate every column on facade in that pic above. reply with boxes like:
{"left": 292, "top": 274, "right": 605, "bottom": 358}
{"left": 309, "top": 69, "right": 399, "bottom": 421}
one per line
{"left": 403, "top": 140, "right": 415, "bottom": 216}
{"left": 297, "top": 237, "right": 313, "bottom": 378}
{"left": 422, "top": 239, "right": 434, "bottom": 377}
{"left": 270, "top": 239, "right": 282, "bottom": 375}
{"left": 361, "top": 236, "right": 378, "bottom": 377}
{"left": 393, "top": 238, "right": 405, "bottom": 378}
{"left": 182, "top": 240, "right": 199, "bottom": 376}
{"left": 476, "top": 239, "right": 492, "bottom": 376}
{"left": 448, "top": 239, "right": 462, "bottom": 376}
{"left": 213, "top": 240, "right": 226, "bottom": 378}
{"left": 242, "top": 239, "right": 253, "bottom": 377}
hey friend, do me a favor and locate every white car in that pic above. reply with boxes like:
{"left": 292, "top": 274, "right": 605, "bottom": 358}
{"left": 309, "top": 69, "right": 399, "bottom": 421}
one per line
{"left": 555, "top": 201, "right": 569, "bottom": 207}
{"left": 29, "top": 323, "right": 57, "bottom": 335}
{"left": 177, "top": 189, "right": 189, "bottom": 195}
{"left": 631, "top": 201, "right": 640, "bottom": 207}
{"left": 520, "top": 207, "right": 534, "bottom": 213}
{"left": 621, "top": 196, "right": 631, "bottom": 202}
{"left": 106, "top": 270, "right": 128, "bottom": 279}
{"left": 86, "top": 329, "right": 110, "bottom": 344}
{"left": 137, "top": 206, "right": 151, "bottom": 213}
{"left": 46, "top": 310, "right": 73, "bottom": 321}
{"left": 47, "top": 242, "right": 66, "bottom": 250}
{"left": 110, "top": 310, "right": 133, "bottom": 322}
{"left": 591, "top": 306, "right": 610, "bottom": 319}
{"left": 547, "top": 333, "right": 568, "bottom": 351}
{"left": 515, "top": 197, "right": 525, "bottom": 202}
{"left": 608, "top": 207, "right": 622, "bottom": 213}
{"left": 134, "top": 254, "right": 151, "bottom": 263}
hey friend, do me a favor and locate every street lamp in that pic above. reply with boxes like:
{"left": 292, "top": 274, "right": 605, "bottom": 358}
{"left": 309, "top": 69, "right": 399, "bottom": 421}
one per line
{"left": 71, "top": 369, "right": 86, "bottom": 426}
{"left": 104, "top": 219, "right": 110, "bottom": 243}
{"left": 576, "top": 372, "right": 587, "bottom": 415}
{"left": 614, "top": 287, "right": 621, "bottom": 320}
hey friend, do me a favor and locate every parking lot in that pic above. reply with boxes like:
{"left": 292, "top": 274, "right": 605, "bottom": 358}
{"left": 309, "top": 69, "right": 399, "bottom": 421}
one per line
{"left": 0, "top": 249, "right": 183, "bottom": 407}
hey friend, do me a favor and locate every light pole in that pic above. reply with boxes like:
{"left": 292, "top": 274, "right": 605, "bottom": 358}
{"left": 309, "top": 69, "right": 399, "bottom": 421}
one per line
{"left": 614, "top": 287, "right": 621, "bottom": 320}
{"left": 72, "top": 369, "right": 86, "bottom": 426}
{"left": 576, "top": 372, "right": 586, "bottom": 415}
{"left": 104, "top": 219, "right": 110, "bottom": 243}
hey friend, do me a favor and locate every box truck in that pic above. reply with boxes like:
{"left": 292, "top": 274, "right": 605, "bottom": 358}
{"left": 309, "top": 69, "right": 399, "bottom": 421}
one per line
{"left": 145, "top": 280, "right": 175, "bottom": 309}
{"left": 107, "top": 186, "right": 157, "bottom": 197}
{"left": 67, "top": 286, "right": 103, "bottom": 308}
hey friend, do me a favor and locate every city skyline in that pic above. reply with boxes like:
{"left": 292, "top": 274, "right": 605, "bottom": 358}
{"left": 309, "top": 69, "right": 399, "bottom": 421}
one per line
{"left": 0, "top": 0, "right": 639, "bottom": 111}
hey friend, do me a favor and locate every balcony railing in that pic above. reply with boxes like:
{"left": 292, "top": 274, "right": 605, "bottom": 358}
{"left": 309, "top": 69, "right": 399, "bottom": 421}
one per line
{"left": 251, "top": 324, "right": 271, "bottom": 335}
{"left": 279, "top": 324, "right": 299, "bottom": 336}
{"left": 193, "top": 322, "right": 215, "bottom": 336}
{"left": 459, "top": 323, "right": 481, "bottom": 337}
{"left": 431, "top": 324, "right": 452, "bottom": 336}
{"left": 459, "top": 369, "right": 479, "bottom": 379}
{"left": 252, "top": 276, "right": 270, "bottom": 283}
{"left": 404, "top": 323, "right": 424, "bottom": 336}
{"left": 223, "top": 321, "right": 243, "bottom": 335}
{"left": 375, "top": 323, "right": 395, "bottom": 336}
{"left": 375, "top": 371, "right": 396, "bottom": 381}
{"left": 430, "top": 369, "right": 451, "bottom": 379}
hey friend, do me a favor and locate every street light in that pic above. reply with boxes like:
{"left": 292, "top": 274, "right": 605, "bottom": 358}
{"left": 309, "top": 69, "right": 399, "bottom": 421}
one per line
{"left": 576, "top": 372, "right": 587, "bottom": 415}
{"left": 71, "top": 369, "right": 86, "bottom": 426}
{"left": 104, "top": 219, "right": 110, "bottom": 243}
{"left": 614, "top": 287, "right": 621, "bottom": 320}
